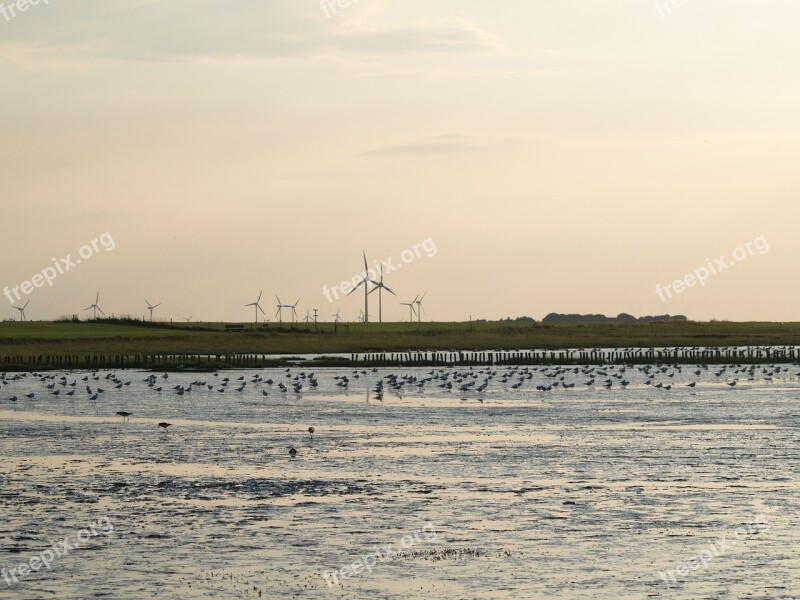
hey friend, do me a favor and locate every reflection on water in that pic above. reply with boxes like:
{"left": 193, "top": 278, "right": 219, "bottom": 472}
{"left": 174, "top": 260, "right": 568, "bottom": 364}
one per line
{"left": 1, "top": 365, "right": 799, "bottom": 599}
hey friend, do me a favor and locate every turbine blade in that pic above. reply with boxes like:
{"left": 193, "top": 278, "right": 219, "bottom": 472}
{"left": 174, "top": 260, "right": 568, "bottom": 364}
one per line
{"left": 97, "top": 307, "right": 106, "bottom": 316}
{"left": 384, "top": 286, "right": 397, "bottom": 296}
{"left": 346, "top": 281, "right": 364, "bottom": 296}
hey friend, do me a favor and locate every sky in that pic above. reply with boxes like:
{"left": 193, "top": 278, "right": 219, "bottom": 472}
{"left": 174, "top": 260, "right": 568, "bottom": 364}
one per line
{"left": 1, "top": 0, "right": 798, "bottom": 323}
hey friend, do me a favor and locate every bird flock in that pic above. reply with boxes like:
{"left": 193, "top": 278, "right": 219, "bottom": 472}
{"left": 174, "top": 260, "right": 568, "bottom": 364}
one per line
{"left": 2, "top": 362, "right": 799, "bottom": 454}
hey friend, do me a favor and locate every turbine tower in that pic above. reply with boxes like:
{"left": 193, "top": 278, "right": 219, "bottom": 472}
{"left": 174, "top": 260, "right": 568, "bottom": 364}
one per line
{"left": 145, "top": 300, "right": 161, "bottom": 322}
{"left": 14, "top": 300, "right": 29, "bottom": 322}
{"left": 346, "top": 251, "right": 377, "bottom": 323}
{"left": 84, "top": 293, "right": 105, "bottom": 320}
{"left": 368, "top": 264, "right": 396, "bottom": 323}
{"left": 245, "top": 291, "right": 266, "bottom": 324}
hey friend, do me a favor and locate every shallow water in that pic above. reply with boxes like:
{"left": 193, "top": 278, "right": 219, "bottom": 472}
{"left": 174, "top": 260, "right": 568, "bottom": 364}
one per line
{"left": 1, "top": 364, "right": 799, "bottom": 599}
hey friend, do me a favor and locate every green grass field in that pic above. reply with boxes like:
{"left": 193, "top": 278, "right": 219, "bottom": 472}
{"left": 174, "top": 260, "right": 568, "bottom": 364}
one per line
{"left": 1, "top": 319, "right": 800, "bottom": 359}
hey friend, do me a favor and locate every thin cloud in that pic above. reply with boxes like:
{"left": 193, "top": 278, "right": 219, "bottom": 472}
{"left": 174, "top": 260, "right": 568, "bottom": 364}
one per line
{"left": 362, "top": 135, "right": 516, "bottom": 157}
{"left": 0, "top": 1, "right": 502, "bottom": 62}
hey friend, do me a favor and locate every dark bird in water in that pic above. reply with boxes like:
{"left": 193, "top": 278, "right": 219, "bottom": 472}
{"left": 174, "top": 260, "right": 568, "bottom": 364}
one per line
{"left": 308, "top": 427, "right": 315, "bottom": 439}
{"left": 728, "top": 381, "right": 737, "bottom": 387}
{"left": 158, "top": 422, "right": 172, "bottom": 431}
{"left": 25, "top": 393, "right": 34, "bottom": 399}
{"left": 116, "top": 411, "right": 132, "bottom": 422}
{"left": 289, "top": 447, "right": 298, "bottom": 457}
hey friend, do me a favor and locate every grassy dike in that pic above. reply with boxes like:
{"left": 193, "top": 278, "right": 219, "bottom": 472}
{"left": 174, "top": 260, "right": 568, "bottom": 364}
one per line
{"left": 1, "top": 319, "right": 800, "bottom": 371}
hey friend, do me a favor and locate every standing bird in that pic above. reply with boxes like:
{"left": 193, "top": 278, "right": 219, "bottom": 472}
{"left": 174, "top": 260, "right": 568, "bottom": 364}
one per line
{"left": 116, "top": 411, "right": 132, "bottom": 422}
{"left": 158, "top": 422, "right": 172, "bottom": 432}
{"left": 289, "top": 447, "right": 298, "bottom": 457}
{"left": 308, "top": 427, "right": 315, "bottom": 439}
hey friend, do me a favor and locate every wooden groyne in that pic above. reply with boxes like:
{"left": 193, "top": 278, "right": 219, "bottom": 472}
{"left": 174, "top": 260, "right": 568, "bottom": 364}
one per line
{"left": 2, "top": 346, "right": 799, "bottom": 371}
{"left": 351, "top": 346, "right": 800, "bottom": 366}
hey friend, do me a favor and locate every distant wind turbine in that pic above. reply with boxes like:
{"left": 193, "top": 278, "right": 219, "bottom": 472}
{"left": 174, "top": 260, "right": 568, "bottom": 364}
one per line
{"left": 183, "top": 315, "right": 193, "bottom": 323}
{"left": 401, "top": 296, "right": 418, "bottom": 323}
{"left": 14, "top": 300, "right": 29, "bottom": 322}
{"left": 368, "top": 264, "right": 397, "bottom": 323}
{"left": 415, "top": 291, "right": 427, "bottom": 323}
{"left": 347, "top": 251, "right": 378, "bottom": 323}
{"left": 145, "top": 300, "right": 161, "bottom": 322}
{"left": 84, "top": 293, "right": 105, "bottom": 320}
{"left": 245, "top": 291, "right": 266, "bottom": 323}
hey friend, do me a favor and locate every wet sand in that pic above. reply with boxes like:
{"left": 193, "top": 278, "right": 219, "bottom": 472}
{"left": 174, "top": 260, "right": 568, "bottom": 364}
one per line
{"left": 1, "top": 365, "right": 799, "bottom": 598}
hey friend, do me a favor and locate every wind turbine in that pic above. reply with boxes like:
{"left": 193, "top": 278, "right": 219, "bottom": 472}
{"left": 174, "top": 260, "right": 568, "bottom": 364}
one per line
{"left": 346, "top": 251, "right": 378, "bottom": 323}
{"left": 290, "top": 299, "right": 300, "bottom": 324}
{"left": 14, "top": 300, "right": 29, "bottom": 322}
{"left": 145, "top": 300, "right": 161, "bottom": 322}
{"left": 303, "top": 308, "right": 313, "bottom": 323}
{"left": 368, "top": 264, "right": 397, "bottom": 323}
{"left": 183, "top": 315, "right": 193, "bottom": 323}
{"left": 275, "top": 296, "right": 285, "bottom": 324}
{"left": 357, "top": 309, "right": 365, "bottom": 323}
{"left": 401, "top": 296, "right": 418, "bottom": 323}
{"left": 415, "top": 291, "right": 427, "bottom": 323}
{"left": 84, "top": 293, "right": 105, "bottom": 320}
{"left": 245, "top": 291, "right": 266, "bottom": 324}
{"left": 332, "top": 309, "right": 342, "bottom": 324}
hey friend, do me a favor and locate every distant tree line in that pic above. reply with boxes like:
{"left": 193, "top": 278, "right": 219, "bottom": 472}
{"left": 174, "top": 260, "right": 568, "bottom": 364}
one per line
{"left": 542, "top": 313, "right": 687, "bottom": 323}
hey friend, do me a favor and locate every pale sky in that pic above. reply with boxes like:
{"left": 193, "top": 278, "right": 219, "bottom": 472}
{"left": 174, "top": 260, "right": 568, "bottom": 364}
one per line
{"left": 1, "top": 0, "right": 798, "bottom": 323}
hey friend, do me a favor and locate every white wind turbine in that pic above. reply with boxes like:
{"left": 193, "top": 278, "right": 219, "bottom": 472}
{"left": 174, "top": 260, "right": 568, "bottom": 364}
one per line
{"left": 368, "top": 264, "right": 397, "bottom": 323}
{"left": 245, "top": 291, "right": 266, "bottom": 323}
{"left": 290, "top": 299, "right": 300, "bottom": 324}
{"left": 14, "top": 300, "right": 29, "bottom": 322}
{"left": 145, "top": 300, "right": 161, "bottom": 322}
{"left": 415, "top": 291, "right": 428, "bottom": 323}
{"left": 183, "top": 315, "right": 193, "bottom": 323}
{"left": 84, "top": 292, "right": 105, "bottom": 320}
{"left": 346, "top": 251, "right": 378, "bottom": 323}
{"left": 401, "top": 295, "right": 418, "bottom": 323}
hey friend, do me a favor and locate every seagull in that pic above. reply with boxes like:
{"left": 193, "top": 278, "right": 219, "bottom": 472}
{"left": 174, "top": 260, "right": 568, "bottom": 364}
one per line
{"left": 116, "top": 411, "right": 132, "bottom": 422}
{"left": 158, "top": 422, "right": 172, "bottom": 431}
